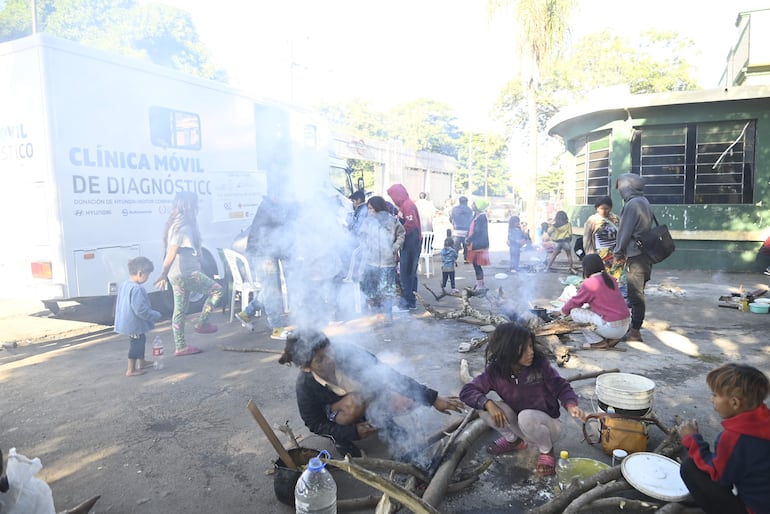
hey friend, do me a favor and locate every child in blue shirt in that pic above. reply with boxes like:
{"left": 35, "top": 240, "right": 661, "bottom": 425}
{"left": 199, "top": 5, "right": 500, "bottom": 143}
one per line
{"left": 114, "top": 256, "right": 162, "bottom": 377}
{"left": 440, "top": 233, "right": 459, "bottom": 293}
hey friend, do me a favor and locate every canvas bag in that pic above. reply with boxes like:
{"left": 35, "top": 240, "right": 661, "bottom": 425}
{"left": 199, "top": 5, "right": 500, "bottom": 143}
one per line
{"left": 635, "top": 214, "right": 675, "bottom": 264}
{"left": 582, "top": 413, "right": 651, "bottom": 455}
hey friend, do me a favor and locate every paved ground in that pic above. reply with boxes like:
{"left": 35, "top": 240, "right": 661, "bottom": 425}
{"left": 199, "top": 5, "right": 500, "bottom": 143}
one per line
{"left": 2, "top": 231, "right": 770, "bottom": 512}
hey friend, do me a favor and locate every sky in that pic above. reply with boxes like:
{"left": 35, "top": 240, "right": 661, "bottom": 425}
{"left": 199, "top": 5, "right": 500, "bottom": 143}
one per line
{"left": 152, "top": 0, "right": 770, "bottom": 132}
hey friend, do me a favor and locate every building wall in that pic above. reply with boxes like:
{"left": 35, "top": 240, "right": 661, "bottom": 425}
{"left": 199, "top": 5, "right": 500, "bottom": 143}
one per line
{"left": 562, "top": 98, "right": 770, "bottom": 272}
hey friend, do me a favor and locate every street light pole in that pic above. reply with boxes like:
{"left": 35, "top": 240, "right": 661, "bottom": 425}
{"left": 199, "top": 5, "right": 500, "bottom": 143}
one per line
{"left": 31, "top": 0, "right": 37, "bottom": 34}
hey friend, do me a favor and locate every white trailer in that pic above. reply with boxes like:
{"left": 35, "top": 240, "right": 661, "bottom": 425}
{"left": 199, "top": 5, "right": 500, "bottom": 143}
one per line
{"left": 0, "top": 34, "right": 336, "bottom": 313}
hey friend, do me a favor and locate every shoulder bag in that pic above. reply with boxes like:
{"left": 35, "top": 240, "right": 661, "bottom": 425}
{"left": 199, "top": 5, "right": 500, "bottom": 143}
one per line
{"left": 635, "top": 214, "right": 675, "bottom": 263}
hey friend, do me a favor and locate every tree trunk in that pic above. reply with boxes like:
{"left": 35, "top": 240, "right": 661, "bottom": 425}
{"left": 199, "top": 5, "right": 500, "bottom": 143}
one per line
{"left": 421, "top": 418, "right": 490, "bottom": 507}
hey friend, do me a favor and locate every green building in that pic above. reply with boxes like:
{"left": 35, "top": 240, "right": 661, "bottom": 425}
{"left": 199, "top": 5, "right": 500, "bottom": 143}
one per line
{"left": 548, "top": 10, "right": 770, "bottom": 272}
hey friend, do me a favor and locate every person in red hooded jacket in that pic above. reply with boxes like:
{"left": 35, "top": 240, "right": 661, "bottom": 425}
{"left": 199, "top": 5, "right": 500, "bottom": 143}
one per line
{"left": 678, "top": 363, "right": 770, "bottom": 514}
{"left": 386, "top": 184, "right": 421, "bottom": 311}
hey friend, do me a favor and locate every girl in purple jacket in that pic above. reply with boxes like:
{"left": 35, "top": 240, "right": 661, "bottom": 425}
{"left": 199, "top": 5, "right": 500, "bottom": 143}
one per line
{"left": 459, "top": 323, "right": 586, "bottom": 476}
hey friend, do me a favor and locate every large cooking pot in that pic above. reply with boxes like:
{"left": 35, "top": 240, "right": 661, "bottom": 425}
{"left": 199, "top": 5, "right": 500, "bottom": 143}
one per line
{"left": 596, "top": 373, "right": 655, "bottom": 416}
{"left": 273, "top": 447, "right": 320, "bottom": 506}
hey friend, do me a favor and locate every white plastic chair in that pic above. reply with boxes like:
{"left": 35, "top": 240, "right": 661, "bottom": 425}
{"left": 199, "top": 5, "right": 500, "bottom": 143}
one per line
{"left": 419, "top": 232, "right": 435, "bottom": 277}
{"left": 222, "top": 248, "right": 261, "bottom": 323}
{"left": 342, "top": 246, "right": 363, "bottom": 313}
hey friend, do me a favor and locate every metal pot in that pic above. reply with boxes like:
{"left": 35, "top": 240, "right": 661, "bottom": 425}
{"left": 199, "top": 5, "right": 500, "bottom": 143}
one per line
{"left": 273, "top": 447, "right": 319, "bottom": 506}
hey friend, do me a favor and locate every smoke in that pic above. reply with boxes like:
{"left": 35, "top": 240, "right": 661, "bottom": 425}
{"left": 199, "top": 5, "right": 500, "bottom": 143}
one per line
{"left": 329, "top": 340, "right": 446, "bottom": 470}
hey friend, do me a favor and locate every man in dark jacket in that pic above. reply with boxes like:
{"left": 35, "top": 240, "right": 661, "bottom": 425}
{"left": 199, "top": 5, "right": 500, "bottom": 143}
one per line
{"left": 450, "top": 196, "right": 474, "bottom": 263}
{"left": 613, "top": 173, "right": 654, "bottom": 342}
{"left": 386, "top": 183, "right": 421, "bottom": 310}
{"left": 278, "top": 330, "right": 463, "bottom": 456}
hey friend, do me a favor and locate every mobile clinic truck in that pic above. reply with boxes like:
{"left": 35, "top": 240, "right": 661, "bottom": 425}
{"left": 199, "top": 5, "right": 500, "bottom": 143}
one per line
{"left": 0, "top": 34, "right": 342, "bottom": 314}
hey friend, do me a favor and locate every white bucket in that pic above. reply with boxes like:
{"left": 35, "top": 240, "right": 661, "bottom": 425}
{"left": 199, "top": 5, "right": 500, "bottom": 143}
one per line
{"left": 596, "top": 373, "right": 655, "bottom": 412}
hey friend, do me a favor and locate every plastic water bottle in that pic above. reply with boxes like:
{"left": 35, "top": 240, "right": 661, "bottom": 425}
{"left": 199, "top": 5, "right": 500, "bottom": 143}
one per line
{"left": 294, "top": 450, "right": 336, "bottom": 514}
{"left": 557, "top": 450, "right": 571, "bottom": 493}
{"left": 152, "top": 336, "right": 165, "bottom": 370}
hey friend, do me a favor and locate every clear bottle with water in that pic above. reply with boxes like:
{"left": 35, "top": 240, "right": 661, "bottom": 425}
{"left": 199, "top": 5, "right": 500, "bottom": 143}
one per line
{"left": 295, "top": 450, "right": 336, "bottom": 514}
{"left": 556, "top": 450, "right": 571, "bottom": 493}
{"left": 152, "top": 336, "right": 164, "bottom": 370}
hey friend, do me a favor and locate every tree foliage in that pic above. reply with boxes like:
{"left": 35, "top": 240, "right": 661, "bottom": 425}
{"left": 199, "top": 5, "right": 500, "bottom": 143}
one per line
{"left": 455, "top": 132, "right": 510, "bottom": 196}
{"left": 0, "top": 0, "right": 225, "bottom": 80}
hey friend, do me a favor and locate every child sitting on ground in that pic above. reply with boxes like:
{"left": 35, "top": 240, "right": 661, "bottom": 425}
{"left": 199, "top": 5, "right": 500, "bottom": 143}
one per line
{"left": 560, "top": 253, "right": 630, "bottom": 349}
{"left": 678, "top": 363, "right": 770, "bottom": 514}
{"left": 459, "top": 322, "right": 586, "bottom": 476}
{"left": 440, "top": 230, "right": 459, "bottom": 293}
{"left": 114, "top": 256, "right": 162, "bottom": 377}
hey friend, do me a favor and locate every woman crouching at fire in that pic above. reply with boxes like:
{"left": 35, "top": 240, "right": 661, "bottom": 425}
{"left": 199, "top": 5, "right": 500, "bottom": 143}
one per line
{"left": 278, "top": 329, "right": 464, "bottom": 457}
{"left": 459, "top": 322, "right": 587, "bottom": 476}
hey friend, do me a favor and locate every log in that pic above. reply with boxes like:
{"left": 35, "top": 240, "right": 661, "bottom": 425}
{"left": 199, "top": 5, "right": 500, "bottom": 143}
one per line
{"left": 565, "top": 368, "right": 620, "bottom": 382}
{"left": 349, "top": 456, "right": 429, "bottom": 483}
{"left": 535, "top": 334, "right": 571, "bottom": 366}
{"left": 460, "top": 359, "right": 474, "bottom": 384}
{"left": 529, "top": 467, "right": 623, "bottom": 514}
{"left": 246, "top": 400, "right": 298, "bottom": 470}
{"left": 584, "top": 497, "right": 660, "bottom": 511}
{"left": 534, "top": 319, "right": 594, "bottom": 336}
{"left": 337, "top": 495, "right": 382, "bottom": 511}
{"left": 421, "top": 418, "right": 490, "bottom": 508}
{"left": 58, "top": 496, "right": 100, "bottom": 514}
{"left": 223, "top": 346, "right": 282, "bottom": 354}
{"left": 655, "top": 503, "right": 704, "bottom": 514}
{"left": 563, "top": 478, "right": 631, "bottom": 514}
{"left": 325, "top": 456, "right": 441, "bottom": 514}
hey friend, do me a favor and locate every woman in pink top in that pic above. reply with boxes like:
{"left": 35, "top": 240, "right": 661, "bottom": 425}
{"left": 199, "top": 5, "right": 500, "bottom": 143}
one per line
{"left": 561, "top": 253, "right": 630, "bottom": 349}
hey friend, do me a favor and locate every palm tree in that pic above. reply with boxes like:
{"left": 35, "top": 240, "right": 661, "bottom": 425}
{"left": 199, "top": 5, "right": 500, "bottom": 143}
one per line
{"left": 488, "top": 0, "right": 573, "bottom": 226}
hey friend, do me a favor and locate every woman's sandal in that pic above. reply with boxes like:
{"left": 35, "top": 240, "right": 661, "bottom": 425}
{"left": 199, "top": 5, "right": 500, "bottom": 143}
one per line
{"left": 589, "top": 338, "right": 621, "bottom": 350}
{"left": 487, "top": 437, "right": 528, "bottom": 455}
{"left": 536, "top": 452, "right": 556, "bottom": 476}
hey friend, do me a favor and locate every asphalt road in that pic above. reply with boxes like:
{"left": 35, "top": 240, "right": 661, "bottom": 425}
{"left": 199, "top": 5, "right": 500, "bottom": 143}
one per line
{"left": 3, "top": 225, "right": 770, "bottom": 513}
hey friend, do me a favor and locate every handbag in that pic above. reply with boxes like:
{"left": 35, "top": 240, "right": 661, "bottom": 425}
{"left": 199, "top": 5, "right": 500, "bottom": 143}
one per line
{"left": 635, "top": 214, "right": 675, "bottom": 263}
{"left": 582, "top": 413, "right": 654, "bottom": 455}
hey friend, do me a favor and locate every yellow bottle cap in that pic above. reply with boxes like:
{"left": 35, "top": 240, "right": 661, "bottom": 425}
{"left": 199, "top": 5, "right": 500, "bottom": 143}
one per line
{"left": 560, "top": 450, "right": 569, "bottom": 459}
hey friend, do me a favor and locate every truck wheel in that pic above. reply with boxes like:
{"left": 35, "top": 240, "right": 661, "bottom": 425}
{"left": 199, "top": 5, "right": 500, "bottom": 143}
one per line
{"left": 150, "top": 249, "right": 220, "bottom": 317}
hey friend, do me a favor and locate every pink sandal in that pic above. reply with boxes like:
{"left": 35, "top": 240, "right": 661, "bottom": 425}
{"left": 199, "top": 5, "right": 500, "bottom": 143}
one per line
{"left": 487, "top": 437, "right": 528, "bottom": 455}
{"left": 175, "top": 345, "right": 202, "bottom": 356}
{"left": 536, "top": 452, "right": 556, "bottom": 476}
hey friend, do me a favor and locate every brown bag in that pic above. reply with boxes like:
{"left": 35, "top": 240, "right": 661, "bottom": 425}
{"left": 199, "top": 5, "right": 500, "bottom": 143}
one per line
{"left": 583, "top": 413, "right": 652, "bottom": 455}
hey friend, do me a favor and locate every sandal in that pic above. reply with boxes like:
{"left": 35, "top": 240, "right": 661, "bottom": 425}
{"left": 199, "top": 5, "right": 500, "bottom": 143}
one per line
{"left": 175, "top": 345, "right": 202, "bottom": 356}
{"left": 487, "top": 437, "right": 528, "bottom": 455}
{"left": 589, "top": 338, "right": 621, "bottom": 350}
{"left": 536, "top": 452, "right": 556, "bottom": 476}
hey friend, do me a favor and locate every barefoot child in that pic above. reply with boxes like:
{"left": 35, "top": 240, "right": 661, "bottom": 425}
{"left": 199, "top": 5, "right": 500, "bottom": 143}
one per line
{"left": 459, "top": 322, "right": 586, "bottom": 476}
{"left": 114, "top": 256, "right": 162, "bottom": 377}
{"left": 678, "top": 363, "right": 770, "bottom": 514}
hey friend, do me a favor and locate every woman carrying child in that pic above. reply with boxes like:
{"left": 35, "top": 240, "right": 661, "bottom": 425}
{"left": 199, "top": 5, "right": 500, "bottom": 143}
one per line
{"left": 459, "top": 322, "right": 586, "bottom": 476}
{"left": 560, "top": 253, "right": 630, "bottom": 349}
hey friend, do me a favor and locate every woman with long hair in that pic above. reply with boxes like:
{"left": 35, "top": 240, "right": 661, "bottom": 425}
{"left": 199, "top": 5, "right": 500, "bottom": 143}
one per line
{"left": 560, "top": 253, "right": 630, "bottom": 349}
{"left": 359, "top": 196, "right": 405, "bottom": 323}
{"left": 459, "top": 322, "right": 586, "bottom": 476}
{"left": 155, "top": 191, "right": 222, "bottom": 356}
{"left": 465, "top": 199, "right": 490, "bottom": 290}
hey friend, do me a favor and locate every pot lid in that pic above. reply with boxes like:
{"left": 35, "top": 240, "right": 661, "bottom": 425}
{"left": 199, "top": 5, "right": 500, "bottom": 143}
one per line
{"left": 621, "top": 452, "right": 690, "bottom": 502}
